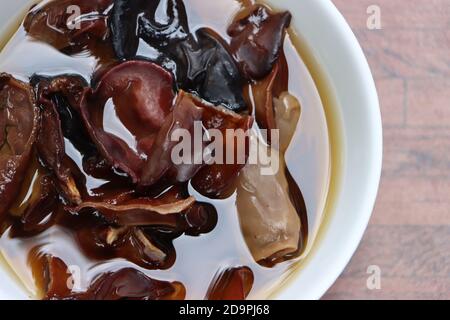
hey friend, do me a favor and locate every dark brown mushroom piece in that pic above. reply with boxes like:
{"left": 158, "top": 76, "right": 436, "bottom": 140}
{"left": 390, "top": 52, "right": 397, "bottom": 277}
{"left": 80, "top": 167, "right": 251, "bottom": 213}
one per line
{"left": 31, "top": 251, "right": 185, "bottom": 300}
{"left": 67, "top": 183, "right": 193, "bottom": 227}
{"left": 206, "top": 266, "right": 254, "bottom": 300}
{"left": 9, "top": 173, "right": 60, "bottom": 238}
{"left": 33, "top": 75, "right": 90, "bottom": 205}
{"left": 79, "top": 60, "right": 175, "bottom": 183}
{"left": 34, "top": 131, "right": 81, "bottom": 205}
{"left": 31, "top": 75, "right": 97, "bottom": 157}
{"left": 76, "top": 224, "right": 175, "bottom": 270}
{"left": 139, "top": 91, "right": 204, "bottom": 187}
{"left": 182, "top": 202, "right": 218, "bottom": 236}
{"left": 24, "top": 0, "right": 113, "bottom": 54}
{"left": 140, "top": 91, "right": 253, "bottom": 197}
{"left": 71, "top": 196, "right": 195, "bottom": 227}
{"left": 29, "top": 251, "right": 72, "bottom": 299}
{"left": 110, "top": 0, "right": 190, "bottom": 60}
{"left": 71, "top": 268, "right": 186, "bottom": 300}
{"left": 31, "top": 75, "right": 132, "bottom": 203}
{"left": 189, "top": 101, "right": 253, "bottom": 198}
{"left": 0, "top": 74, "right": 40, "bottom": 222}
{"left": 72, "top": 185, "right": 216, "bottom": 269}
{"left": 228, "top": 5, "right": 292, "bottom": 80}
{"left": 244, "top": 54, "right": 288, "bottom": 145}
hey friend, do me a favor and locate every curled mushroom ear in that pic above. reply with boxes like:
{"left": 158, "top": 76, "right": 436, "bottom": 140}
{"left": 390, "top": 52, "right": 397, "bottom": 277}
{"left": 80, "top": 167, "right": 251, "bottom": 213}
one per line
{"left": 0, "top": 74, "right": 40, "bottom": 222}
{"left": 139, "top": 0, "right": 190, "bottom": 48}
{"left": 24, "top": 0, "right": 112, "bottom": 54}
{"left": 36, "top": 92, "right": 81, "bottom": 205}
{"left": 67, "top": 183, "right": 197, "bottom": 229}
{"left": 31, "top": 251, "right": 185, "bottom": 300}
{"left": 182, "top": 202, "right": 218, "bottom": 236}
{"left": 32, "top": 75, "right": 92, "bottom": 205}
{"left": 79, "top": 60, "right": 175, "bottom": 183}
{"left": 31, "top": 75, "right": 96, "bottom": 156}
{"left": 140, "top": 91, "right": 253, "bottom": 197}
{"left": 228, "top": 4, "right": 292, "bottom": 80}
{"left": 244, "top": 55, "right": 289, "bottom": 144}
{"left": 71, "top": 268, "right": 186, "bottom": 300}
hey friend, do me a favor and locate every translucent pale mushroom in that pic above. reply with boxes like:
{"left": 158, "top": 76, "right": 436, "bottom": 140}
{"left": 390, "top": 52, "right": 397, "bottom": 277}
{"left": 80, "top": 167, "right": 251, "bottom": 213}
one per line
{"left": 236, "top": 92, "right": 302, "bottom": 263}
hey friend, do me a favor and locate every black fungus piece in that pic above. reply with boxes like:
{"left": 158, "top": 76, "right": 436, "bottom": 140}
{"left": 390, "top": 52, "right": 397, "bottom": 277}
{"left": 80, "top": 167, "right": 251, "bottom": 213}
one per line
{"left": 110, "top": 0, "right": 146, "bottom": 60}
{"left": 139, "top": 0, "right": 190, "bottom": 48}
{"left": 137, "top": 1, "right": 246, "bottom": 112}
{"left": 51, "top": 93, "right": 97, "bottom": 157}
{"left": 169, "top": 29, "right": 246, "bottom": 112}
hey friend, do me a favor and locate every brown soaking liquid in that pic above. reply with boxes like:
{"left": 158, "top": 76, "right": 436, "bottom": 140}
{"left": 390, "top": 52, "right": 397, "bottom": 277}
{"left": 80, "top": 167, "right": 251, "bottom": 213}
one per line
{"left": 0, "top": 0, "right": 341, "bottom": 299}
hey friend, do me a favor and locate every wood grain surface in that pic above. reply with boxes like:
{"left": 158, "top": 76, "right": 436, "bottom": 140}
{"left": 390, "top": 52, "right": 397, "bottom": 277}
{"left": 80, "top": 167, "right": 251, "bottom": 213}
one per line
{"left": 324, "top": 0, "right": 450, "bottom": 300}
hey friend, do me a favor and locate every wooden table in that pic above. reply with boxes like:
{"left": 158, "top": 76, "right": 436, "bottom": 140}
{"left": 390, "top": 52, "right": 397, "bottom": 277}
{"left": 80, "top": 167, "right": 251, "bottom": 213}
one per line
{"left": 323, "top": 0, "right": 450, "bottom": 300}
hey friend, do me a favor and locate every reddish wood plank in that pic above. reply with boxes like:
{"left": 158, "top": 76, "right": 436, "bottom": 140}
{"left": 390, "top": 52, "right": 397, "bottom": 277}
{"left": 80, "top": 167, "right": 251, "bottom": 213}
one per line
{"left": 407, "top": 77, "right": 450, "bottom": 127}
{"left": 354, "top": 29, "right": 450, "bottom": 79}
{"left": 383, "top": 128, "right": 450, "bottom": 178}
{"left": 324, "top": 226, "right": 450, "bottom": 300}
{"left": 332, "top": 0, "right": 450, "bottom": 29}
{"left": 327, "top": 0, "right": 450, "bottom": 300}
{"left": 378, "top": 78, "right": 406, "bottom": 127}
{"left": 373, "top": 200, "right": 450, "bottom": 225}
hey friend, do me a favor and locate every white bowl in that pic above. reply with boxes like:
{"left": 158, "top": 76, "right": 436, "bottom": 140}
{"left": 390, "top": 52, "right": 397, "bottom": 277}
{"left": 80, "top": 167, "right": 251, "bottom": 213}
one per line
{"left": 0, "top": 0, "right": 382, "bottom": 300}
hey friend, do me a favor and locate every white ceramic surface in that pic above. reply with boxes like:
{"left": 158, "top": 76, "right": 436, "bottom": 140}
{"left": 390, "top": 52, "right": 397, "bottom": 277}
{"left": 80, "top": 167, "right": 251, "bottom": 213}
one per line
{"left": 0, "top": 0, "right": 382, "bottom": 300}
